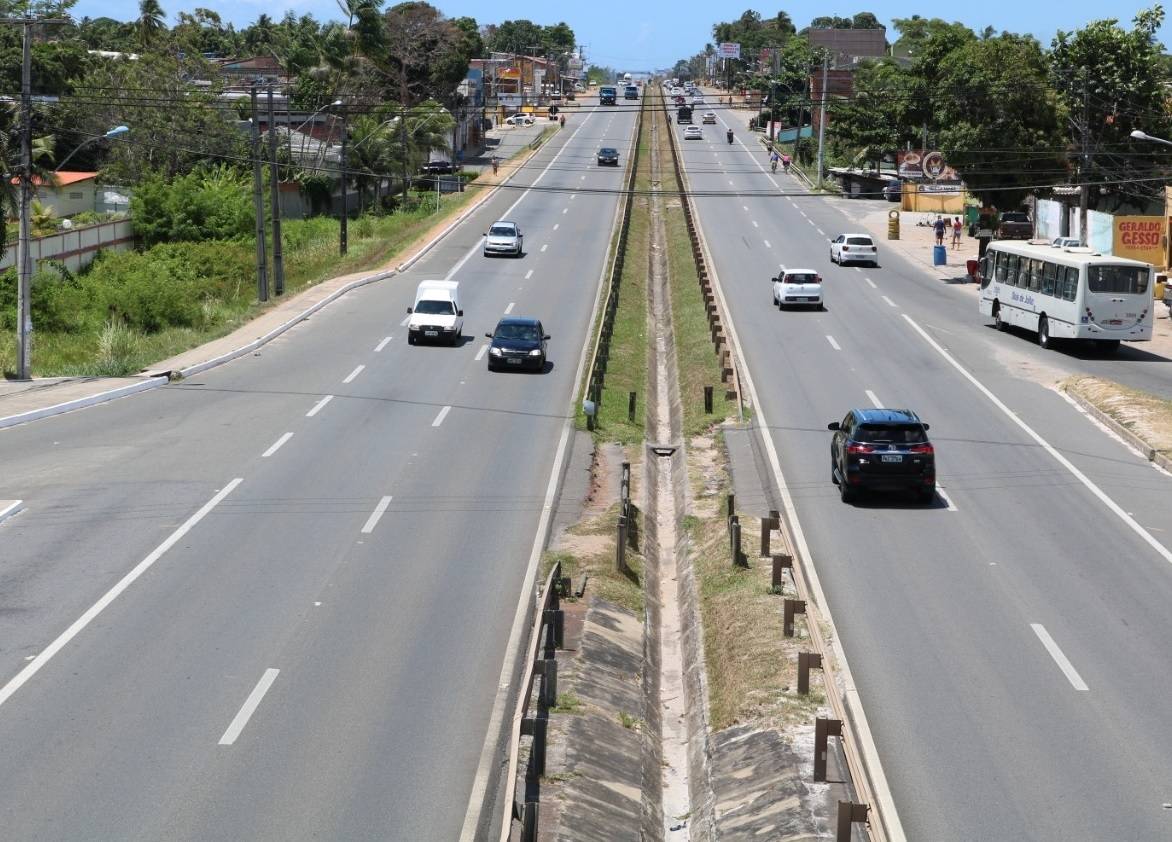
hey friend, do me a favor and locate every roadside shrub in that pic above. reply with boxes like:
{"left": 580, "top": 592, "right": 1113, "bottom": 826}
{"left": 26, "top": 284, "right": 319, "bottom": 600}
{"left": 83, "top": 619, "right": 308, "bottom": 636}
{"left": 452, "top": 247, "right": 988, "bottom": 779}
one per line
{"left": 93, "top": 319, "right": 142, "bottom": 376}
{"left": 131, "top": 166, "right": 253, "bottom": 247}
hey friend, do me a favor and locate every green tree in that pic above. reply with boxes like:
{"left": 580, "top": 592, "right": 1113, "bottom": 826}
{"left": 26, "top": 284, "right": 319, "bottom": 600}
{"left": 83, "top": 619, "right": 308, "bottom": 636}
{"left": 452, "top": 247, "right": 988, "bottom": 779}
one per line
{"left": 137, "top": 0, "right": 167, "bottom": 51}
{"left": 828, "top": 59, "right": 915, "bottom": 168}
{"left": 485, "top": 19, "right": 545, "bottom": 55}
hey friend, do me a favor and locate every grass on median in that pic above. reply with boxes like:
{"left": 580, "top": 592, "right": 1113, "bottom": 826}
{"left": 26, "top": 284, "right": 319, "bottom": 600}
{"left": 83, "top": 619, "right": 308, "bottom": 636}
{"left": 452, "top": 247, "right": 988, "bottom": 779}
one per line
{"left": 1063, "top": 374, "right": 1172, "bottom": 453}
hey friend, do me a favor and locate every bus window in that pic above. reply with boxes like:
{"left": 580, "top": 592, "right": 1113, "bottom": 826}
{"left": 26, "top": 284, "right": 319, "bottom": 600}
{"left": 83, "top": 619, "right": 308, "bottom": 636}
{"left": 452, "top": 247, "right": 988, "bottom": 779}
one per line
{"left": 1059, "top": 266, "right": 1077, "bottom": 301}
{"left": 1006, "top": 254, "right": 1020, "bottom": 286}
{"left": 1041, "top": 261, "right": 1057, "bottom": 296}
{"left": 1089, "top": 265, "right": 1149, "bottom": 295}
{"left": 1024, "top": 259, "right": 1040, "bottom": 291}
{"left": 994, "top": 251, "right": 1008, "bottom": 282}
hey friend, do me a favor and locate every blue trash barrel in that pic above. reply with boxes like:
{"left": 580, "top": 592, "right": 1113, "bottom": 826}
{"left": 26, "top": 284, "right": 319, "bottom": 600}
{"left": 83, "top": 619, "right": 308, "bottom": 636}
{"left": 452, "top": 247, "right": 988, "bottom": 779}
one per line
{"left": 933, "top": 244, "right": 947, "bottom": 266}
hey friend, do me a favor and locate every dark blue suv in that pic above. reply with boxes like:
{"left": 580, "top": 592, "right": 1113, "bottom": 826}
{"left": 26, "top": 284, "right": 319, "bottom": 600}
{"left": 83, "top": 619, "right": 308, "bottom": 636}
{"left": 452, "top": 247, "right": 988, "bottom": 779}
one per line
{"left": 828, "top": 408, "right": 935, "bottom": 503}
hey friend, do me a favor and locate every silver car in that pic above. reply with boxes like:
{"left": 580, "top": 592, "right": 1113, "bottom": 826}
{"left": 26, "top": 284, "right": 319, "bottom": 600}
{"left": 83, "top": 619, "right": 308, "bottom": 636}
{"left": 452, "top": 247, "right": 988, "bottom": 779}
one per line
{"left": 484, "top": 221, "right": 523, "bottom": 257}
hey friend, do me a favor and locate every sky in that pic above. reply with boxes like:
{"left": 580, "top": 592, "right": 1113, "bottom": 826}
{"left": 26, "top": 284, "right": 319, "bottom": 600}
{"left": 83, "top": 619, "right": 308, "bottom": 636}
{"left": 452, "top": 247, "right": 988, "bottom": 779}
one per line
{"left": 73, "top": 0, "right": 1172, "bottom": 71}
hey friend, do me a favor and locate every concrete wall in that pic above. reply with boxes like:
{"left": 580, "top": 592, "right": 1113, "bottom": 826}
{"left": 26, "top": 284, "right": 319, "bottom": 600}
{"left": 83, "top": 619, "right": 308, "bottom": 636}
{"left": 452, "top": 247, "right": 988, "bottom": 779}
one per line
{"left": 0, "top": 219, "right": 134, "bottom": 273}
{"left": 37, "top": 182, "right": 97, "bottom": 218}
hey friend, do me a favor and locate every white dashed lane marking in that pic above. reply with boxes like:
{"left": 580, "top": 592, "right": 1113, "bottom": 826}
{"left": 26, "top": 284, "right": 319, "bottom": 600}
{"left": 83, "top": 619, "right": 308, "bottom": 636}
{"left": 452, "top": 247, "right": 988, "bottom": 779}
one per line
{"left": 374, "top": 336, "right": 391, "bottom": 352}
{"left": 882, "top": 295, "right": 897, "bottom": 308}
{"left": 306, "top": 395, "right": 333, "bottom": 417}
{"left": 865, "top": 389, "right": 883, "bottom": 408}
{"left": 431, "top": 406, "right": 452, "bottom": 427}
{"left": 343, "top": 365, "right": 365, "bottom": 384}
{"left": 825, "top": 335, "right": 841, "bottom": 351}
{"left": 261, "top": 432, "right": 293, "bottom": 458}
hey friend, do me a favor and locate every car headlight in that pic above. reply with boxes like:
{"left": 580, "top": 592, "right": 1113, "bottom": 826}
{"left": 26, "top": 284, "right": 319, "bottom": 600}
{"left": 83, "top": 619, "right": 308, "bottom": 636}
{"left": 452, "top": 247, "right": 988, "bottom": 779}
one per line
{"left": 490, "top": 347, "right": 503, "bottom": 356}
{"left": 408, "top": 324, "right": 419, "bottom": 331}
{"left": 529, "top": 349, "right": 543, "bottom": 356}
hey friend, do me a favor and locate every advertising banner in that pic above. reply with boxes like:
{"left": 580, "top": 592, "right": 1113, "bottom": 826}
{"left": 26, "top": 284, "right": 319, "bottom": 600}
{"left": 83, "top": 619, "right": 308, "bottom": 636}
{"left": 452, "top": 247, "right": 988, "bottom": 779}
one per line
{"left": 718, "top": 42, "right": 741, "bottom": 60}
{"left": 1113, "top": 216, "right": 1164, "bottom": 264}
{"left": 897, "top": 150, "right": 958, "bottom": 181}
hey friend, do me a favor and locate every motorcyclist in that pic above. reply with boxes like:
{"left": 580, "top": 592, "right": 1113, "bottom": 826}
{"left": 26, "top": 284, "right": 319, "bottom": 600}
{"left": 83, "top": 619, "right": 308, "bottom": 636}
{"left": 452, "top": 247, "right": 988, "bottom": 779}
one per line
{"left": 770, "top": 150, "right": 779, "bottom": 172}
{"left": 559, "top": 114, "right": 565, "bottom": 128}
{"left": 781, "top": 153, "right": 791, "bottom": 173}
{"left": 726, "top": 128, "right": 734, "bottom": 144}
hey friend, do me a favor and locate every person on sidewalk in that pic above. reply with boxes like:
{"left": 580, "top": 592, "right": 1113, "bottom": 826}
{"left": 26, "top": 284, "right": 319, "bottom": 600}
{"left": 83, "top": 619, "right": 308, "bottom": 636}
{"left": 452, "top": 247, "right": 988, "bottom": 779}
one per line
{"left": 952, "top": 216, "right": 963, "bottom": 249}
{"left": 933, "top": 216, "right": 946, "bottom": 246}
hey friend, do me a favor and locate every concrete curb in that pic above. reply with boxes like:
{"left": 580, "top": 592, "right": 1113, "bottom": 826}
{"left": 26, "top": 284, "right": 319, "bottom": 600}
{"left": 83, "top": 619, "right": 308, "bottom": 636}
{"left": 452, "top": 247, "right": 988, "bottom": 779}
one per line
{"left": 1063, "top": 386, "right": 1172, "bottom": 472}
{"left": 0, "top": 499, "right": 23, "bottom": 525}
{"left": 0, "top": 376, "right": 168, "bottom": 431}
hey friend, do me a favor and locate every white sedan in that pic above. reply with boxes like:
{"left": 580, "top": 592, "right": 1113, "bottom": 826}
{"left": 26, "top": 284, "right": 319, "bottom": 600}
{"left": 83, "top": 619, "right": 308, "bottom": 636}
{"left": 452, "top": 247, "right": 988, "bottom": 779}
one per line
{"left": 504, "top": 113, "right": 534, "bottom": 126}
{"left": 772, "top": 266, "right": 823, "bottom": 310}
{"left": 829, "top": 233, "right": 879, "bottom": 266}
{"left": 683, "top": 126, "right": 702, "bottom": 140}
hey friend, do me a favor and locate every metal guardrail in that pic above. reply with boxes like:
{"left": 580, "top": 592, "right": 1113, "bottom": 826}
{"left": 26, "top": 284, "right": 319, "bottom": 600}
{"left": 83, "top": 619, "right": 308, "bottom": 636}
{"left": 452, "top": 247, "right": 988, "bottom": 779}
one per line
{"left": 582, "top": 96, "right": 645, "bottom": 429}
{"left": 499, "top": 561, "right": 567, "bottom": 842}
{"left": 657, "top": 91, "right": 743, "bottom": 413}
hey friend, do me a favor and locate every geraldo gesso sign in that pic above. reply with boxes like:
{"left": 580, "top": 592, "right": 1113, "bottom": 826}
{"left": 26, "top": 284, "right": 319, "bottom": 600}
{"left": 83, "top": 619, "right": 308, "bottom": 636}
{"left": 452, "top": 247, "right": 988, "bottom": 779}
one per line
{"left": 1112, "top": 216, "right": 1164, "bottom": 265}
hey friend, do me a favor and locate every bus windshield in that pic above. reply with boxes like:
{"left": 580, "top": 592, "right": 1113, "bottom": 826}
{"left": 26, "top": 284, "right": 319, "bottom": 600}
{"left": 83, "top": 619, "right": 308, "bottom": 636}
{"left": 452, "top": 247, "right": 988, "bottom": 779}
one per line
{"left": 1088, "top": 265, "right": 1149, "bottom": 295}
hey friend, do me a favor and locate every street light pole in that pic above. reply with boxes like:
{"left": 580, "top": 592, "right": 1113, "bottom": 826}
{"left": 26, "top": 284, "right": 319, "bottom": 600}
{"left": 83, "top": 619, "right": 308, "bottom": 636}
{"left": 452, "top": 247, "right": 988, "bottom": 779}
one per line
{"left": 267, "top": 86, "right": 285, "bottom": 295}
{"left": 16, "top": 20, "right": 32, "bottom": 378}
{"left": 249, "top": 86, "right": 269, "bottom": 301}
{"left": 339, "top": 106, "right": 348, "bottom": 256}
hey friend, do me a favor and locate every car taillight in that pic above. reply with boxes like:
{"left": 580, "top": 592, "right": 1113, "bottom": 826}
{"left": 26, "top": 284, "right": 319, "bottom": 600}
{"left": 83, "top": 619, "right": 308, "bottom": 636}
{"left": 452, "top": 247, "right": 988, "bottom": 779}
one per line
{"left": 847, "top": 443, "right": 874, "bottom": 454}
{"left": 813, "top": 275, "right": 822, "bottom": 283}
{"left": 909, "top": 443, "right": 934, "bottom": 455}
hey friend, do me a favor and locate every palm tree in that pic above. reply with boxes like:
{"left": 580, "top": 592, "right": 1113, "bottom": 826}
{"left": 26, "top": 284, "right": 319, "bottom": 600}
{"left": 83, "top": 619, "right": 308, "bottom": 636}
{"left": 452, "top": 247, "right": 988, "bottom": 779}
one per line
{"left": 138, "top": 0, "right": 167, "bottom": 50}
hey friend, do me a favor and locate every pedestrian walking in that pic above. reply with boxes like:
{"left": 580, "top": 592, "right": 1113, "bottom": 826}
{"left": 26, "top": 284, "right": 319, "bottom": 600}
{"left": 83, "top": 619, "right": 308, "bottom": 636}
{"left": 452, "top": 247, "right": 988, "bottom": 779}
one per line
{"left": 933, "top": 216, "right": 946, "bottom": 246}
{"left": 952, "top": 216, "right": 963, "bottom": 249}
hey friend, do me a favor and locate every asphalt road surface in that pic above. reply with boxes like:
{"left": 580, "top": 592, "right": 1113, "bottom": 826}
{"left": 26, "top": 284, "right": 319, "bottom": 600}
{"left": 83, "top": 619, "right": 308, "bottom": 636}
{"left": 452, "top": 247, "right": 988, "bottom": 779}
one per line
{"left": 0, "top": 96, "right": 638, "bottom": 840}
{"left": 677, "top": 104, "right": 1172, "bottom": 841}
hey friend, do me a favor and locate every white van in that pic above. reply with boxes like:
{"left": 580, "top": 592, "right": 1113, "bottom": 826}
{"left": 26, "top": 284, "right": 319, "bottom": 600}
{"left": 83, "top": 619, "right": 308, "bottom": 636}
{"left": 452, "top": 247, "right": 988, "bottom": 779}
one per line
{"left": 407, "top": 280, "right": 463, "bottom": 346}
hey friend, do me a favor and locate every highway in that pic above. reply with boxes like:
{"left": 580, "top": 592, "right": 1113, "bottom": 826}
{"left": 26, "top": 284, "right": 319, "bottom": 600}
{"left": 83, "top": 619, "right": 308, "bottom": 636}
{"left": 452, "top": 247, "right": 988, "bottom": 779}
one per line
{"left": 0, "top": 96, "right": 638, "bottom": 840}
{"left": 677, "top": 101, "right": 1172, "bottom": 840}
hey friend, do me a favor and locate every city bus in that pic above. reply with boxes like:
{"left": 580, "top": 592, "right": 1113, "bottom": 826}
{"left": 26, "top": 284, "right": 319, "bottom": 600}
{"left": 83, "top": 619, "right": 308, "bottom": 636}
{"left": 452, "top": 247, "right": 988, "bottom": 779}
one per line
{"left": 977, "top": 241, "right": 1153, "bottom": 352}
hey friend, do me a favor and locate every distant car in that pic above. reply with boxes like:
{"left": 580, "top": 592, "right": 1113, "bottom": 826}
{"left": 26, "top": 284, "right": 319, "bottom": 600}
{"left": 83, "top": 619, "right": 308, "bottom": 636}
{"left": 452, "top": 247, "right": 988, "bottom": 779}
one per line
{"left": 683, "top": 126, "right": 702, "bottom": 140}
{"left": 830, "top": 233, "right": 878, "bottom": 266}
{"left": 702, "top": 112, "right": 717, "bottom": 124}
{"left": 486, "top": 317, "right": 550, "bottom": 372}
{"left": 597, "top": 147, "right": 620, "bottom": 166}
{"left": 692, "top": 96, "right": 704, "bottom": 105}
{"left": 772, "top": 266, "right": 823, "bottom": 310}
{"left": 996, "top": 211, "right": 1033, "bottom": 239}
{"left": 828, "top": 408, "right": 936, "bottom": 504}
{"left": 504, "top": 113, "right": 534, "bottom": 126}
{"left": 1051, "top": 236, "right": 1081, "bottom": 249}
{"left": 672, "top": 95, "right": 686, "bottom": 105}
{"left": 882, "top": 180, "right": 901, "bottom": 202}
{"left": 420, "top": 159, "right": 453, "bottom": 174}
{"left": 483, "top": 220, "right": 523, "bottom": 257}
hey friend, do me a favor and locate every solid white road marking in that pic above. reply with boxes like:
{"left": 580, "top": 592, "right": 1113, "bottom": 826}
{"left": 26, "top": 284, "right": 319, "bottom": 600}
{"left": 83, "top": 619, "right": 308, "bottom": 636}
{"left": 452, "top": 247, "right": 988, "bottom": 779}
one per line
{"left": 807, "top": 219, "right": 815, "bottom": 227}
{"left": 361, "top": 495, "right": 393, "bottom": 534}
{"left": 865, "top": 389, "right": 883, "bottom": 408}
{"left": 1030, "top": 624, "right": 1089, "bottom": 691}
{"left": 800, "top": 210, "right": 807, "bottom": 217}
{"left": 540, "top": 244, "right": 548, "bottom": 252}
{"left": 0, "top": 478, "right": 244, "bottom": 710}
{"left": 865, "top": 277, "right": 876, "bottom": 288}
{"left": 475, "top": 344, "right": 490, "bottom": 361}
{"left": 904, "top": 313, "right": 1172, "bottom": 568}
{"left": 826, "top": 335, "right": 841, "bottom": 351}
{"left": 262, "top": 432, "right": 293, "bottom": 458}
{"left": 817, "top": 228, "right": 825, "bottom": 236}
{"left": 432, "top": 405, "right": 452, "bottom": 427}
{"left": 219, "top": 668, "right": 280, "bottom": 745}
{"left": 399, "top": 315, "right": 410, "bottom": 326}
{"left": 882, "top": 295, "right": 896, "bottom": 307}
{"left": 936, "top": 484, "right": 959, "bottom": 512}
{"left": 374, "top": 336, "right": 391, "bottom": 352}
{"left": 343, "top": 364, "right": 365, "bottom": 384}
{"left": 504, "top": 302, "right": 515, "bottom": 314}
{"left": 0, "top": 500, "right": 22, "bottom": 524}
{"left": 306, "top": 395, "right": 333, "bottom": 417}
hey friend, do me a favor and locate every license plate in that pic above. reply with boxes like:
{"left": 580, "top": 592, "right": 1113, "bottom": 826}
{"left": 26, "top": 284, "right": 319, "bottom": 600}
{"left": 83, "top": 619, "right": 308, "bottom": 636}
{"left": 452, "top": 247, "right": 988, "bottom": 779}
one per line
{"left": 425, "top": 330, "right": 438, "bottom": 337}
{"left": 803, "top": 297, "right": 816, "bottom": 302}
{"left": 507, "top": 358, "right": 522, "bottom": 365}
{"left": 880, "top": 454, "right": 903, "bottom": 463}
{"left": 1106, "top": 319, "right": 1122, "bottom": 325}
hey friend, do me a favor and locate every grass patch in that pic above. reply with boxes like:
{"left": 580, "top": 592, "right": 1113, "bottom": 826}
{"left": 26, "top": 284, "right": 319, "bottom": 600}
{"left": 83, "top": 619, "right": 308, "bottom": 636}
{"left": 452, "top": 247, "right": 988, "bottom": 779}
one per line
{"left": 687, "top": 434, "right": 825, "bottom": 732}
{"left": 618, "top": 710, "right": 641, "bottom": 730}
{"left": 552, "top": 692, "right": 585, "bottom": 714}
{"left": 1062, "top": 374, "right": 1172, "bottom": 453}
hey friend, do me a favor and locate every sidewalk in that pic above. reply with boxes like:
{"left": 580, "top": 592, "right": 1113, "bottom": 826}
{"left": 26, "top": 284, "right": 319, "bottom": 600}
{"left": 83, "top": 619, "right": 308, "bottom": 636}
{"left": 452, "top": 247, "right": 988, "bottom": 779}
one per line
{"left": 0, "top": 126, "right": 555, "bottom": 429}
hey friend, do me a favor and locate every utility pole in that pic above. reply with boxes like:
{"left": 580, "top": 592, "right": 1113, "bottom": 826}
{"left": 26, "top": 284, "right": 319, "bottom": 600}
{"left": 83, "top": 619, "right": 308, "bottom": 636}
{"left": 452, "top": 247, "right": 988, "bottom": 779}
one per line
{"left": 266, "top": 87, "right": 285, "bottom": 295}
{"left": 400, "top": 104, "right": 410, "bottom": 210}
{"left": 249, "top": 86, "right": 268, "bottom": 302}
{"left": 815, "top": 54, "right": 829, "bottom": 190}
{"left": 339, "top": 106, "right": 348, "bottom": 256}
{"left": 1078, "top": 72, "right": 1090, "bottom": 247}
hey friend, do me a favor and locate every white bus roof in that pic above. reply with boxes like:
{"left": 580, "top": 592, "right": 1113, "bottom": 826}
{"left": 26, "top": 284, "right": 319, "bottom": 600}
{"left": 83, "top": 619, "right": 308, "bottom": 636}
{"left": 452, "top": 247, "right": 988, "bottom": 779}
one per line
{"left": 985, "top": 240, "right": 1151, "bottom": 268}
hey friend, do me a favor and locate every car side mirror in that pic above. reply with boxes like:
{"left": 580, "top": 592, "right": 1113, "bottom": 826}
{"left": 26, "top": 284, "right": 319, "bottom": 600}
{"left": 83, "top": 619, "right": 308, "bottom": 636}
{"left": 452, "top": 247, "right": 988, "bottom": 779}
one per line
{"left": 827, "top": 422, "right": 840, "bottom": 431}
{"left": 543, "top": 334, "right": 551, "bottom": 340}
{"left": 457, "top": 309, "right": 464, "bottom": 317}
{"left": 771, "top": 276, "right": 779, "bottom": 282}
{"left": 406, "top": 306, "right": 413, "bottom": 314}
{"left": 922, "top": 423, "right": 930, "bottom": 431}
{"left": 485, "top": 332, "right": 493, "bottom": 339}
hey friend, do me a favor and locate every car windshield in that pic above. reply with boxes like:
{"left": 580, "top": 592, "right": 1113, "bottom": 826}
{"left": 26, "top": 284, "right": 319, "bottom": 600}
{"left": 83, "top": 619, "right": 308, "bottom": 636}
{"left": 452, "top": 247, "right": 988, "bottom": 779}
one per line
{"left": 600, "top": 148, "right": 616, "bottom": 155}
{"left": 415, "top": 300, "right": 455, "bottom": 315}
{"left": 846, "top": 237, "right": 873, "bottom": 246}
{"left": 1002, "top": 212, "right": 1029, "bottom": 223}
{"left": 855, "top": 423, "right": 927, "bottom": 444}
{"left": 1088, "top": 265, "right": 1149, "bottom": 295}
{"left": 489, "top": 225, "right": 516, "bottom": 237}
{"left": 495, "top": 324, "right": 541, "bottom": 341}
{"left": 784, "top": 273, "right": 819, "bottom": 284}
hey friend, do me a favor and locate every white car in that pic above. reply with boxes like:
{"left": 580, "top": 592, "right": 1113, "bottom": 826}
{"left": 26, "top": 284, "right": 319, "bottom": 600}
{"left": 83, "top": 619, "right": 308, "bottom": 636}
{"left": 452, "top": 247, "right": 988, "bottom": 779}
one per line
{"left": 683, "top": 126, "right": 702, "bottom": 140}
{"left": 483, "top": 220, "right": 523, "bottom": 257}
{"left": 772, "top": 266, "right": 823, "bottom": 310}
{"left": 504, "top": 113, "right": 534, "bottom": 126}
{"left": 702, "top": 112, "right": 717, "bottom": 124}
{"left": 830, "top": 233, "right": 878, "bottom": 266}
{"left": 1051, "top": 236, "right": 1081, "bottom": 249}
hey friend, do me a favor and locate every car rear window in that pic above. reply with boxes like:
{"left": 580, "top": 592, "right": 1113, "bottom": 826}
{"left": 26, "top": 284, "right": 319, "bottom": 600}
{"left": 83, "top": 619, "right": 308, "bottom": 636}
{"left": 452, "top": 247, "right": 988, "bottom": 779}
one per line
{"left": 846, "top": 237, "right": 873, "bottom": 246}
{"left": 1002, "top": 212, "right": 1029, "bottom": 223}
{"left": 784, "top": 273, "right": 819, "bottom": 283}
{"left": 854, "top": 423, "right": 927, "bottom": 444}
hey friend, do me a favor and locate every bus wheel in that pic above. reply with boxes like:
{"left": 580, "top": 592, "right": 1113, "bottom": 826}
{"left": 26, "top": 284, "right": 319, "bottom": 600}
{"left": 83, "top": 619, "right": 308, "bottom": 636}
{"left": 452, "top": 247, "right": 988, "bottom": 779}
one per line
{"left": 1037, "top": 316, "right": 1051, "bottom": 350}
{"left": 993, "top": 304, "right": 1006, "bottom": 331}
{"left": 1096, "top": 339, "right": 1121, "bottom": 355}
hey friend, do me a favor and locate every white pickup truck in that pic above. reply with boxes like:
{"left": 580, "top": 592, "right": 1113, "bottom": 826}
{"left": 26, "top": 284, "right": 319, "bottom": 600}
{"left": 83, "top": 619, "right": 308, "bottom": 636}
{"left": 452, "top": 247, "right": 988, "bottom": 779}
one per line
{"left": 772, "top": 266, "right": 824, "bottom": 310}
{"left": 406, "top": 280, "right": 463, "bottom": 345}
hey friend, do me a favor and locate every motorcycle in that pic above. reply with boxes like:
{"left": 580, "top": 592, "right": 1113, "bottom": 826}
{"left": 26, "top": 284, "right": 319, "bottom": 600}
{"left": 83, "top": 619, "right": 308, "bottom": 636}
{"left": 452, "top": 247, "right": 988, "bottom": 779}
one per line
{"left": 726, "top": 129, "right": 734, "bottom": 144}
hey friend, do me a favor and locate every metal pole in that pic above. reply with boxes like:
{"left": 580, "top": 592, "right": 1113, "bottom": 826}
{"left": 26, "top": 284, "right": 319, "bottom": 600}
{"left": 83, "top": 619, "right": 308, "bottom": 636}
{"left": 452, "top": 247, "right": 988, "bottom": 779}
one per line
{"left": 15, "top": 19, "right": 32, "bottom": 378}
{"left": 1078, "top": 73, "right": 1090, "bottom": 247}
{"left": 400, "top": 105, "right": 410, "bottom": 209}
{"left": 815, "top": 55, "right": 829, "bottom": 190}
{"left": 266, "top": 87, "right": 285, "bottom": 295}
{"left": 339, "top": 107, "right": 348, "bottom": 255}
{"left": 250, "top": 87, "right": 268, "bottom": 302}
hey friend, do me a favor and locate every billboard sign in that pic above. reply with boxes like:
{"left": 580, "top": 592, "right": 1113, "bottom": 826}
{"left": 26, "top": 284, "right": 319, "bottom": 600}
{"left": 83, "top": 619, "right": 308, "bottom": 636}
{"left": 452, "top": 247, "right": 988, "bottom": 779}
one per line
{"left": 1113, "top": 216, "right": 1164, "bottom": 264}
{"left": 897, "top": 150, "right": 958, "bottom": 181}
{"left": 718, "top": 42, "right": 741, "bottom": 60}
